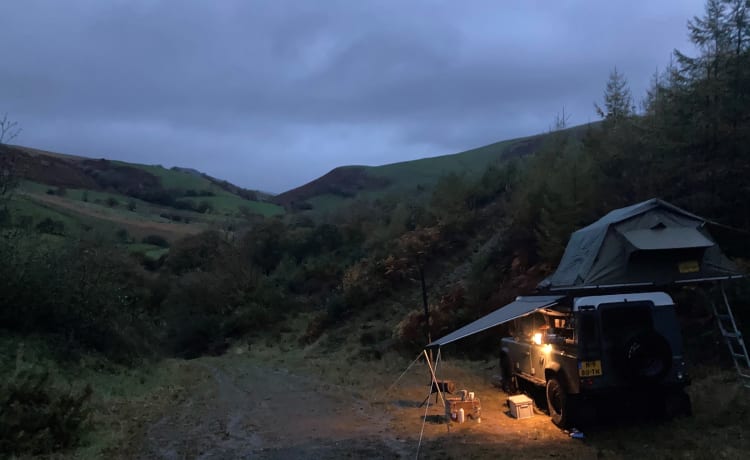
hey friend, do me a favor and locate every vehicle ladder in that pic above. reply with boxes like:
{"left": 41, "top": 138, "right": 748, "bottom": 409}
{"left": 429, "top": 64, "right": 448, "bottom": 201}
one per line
{"left": 712, "top": 283, "right": 750, "bottom": 388}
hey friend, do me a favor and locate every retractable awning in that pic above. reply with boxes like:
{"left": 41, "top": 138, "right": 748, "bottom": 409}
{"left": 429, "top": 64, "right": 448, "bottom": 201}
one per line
{"left": 425, "top": 295, "right": 564, "bottom": 349}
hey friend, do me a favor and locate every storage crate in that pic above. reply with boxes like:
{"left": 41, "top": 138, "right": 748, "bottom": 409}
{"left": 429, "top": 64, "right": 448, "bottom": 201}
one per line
{"left": 507, "top": 394, "right": 534, "bottom": 419}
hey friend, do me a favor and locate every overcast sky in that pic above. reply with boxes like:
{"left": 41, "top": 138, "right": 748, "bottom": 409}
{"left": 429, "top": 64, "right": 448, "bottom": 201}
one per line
{"left": 1, "top": 0, "right": 705, "bottom": 193}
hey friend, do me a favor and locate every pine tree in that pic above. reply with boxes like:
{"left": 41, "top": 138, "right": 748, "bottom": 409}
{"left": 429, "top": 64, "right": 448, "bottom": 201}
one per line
{"left": 595, "top": 67, "right": 635, "bottom": 124}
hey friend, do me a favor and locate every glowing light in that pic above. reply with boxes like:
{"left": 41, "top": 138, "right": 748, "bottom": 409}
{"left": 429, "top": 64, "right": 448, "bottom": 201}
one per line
{"left": 533, "top": 332, "right": 542, "bottom": 345}
{"left": 543, "top": 344, "right": 552, "bottom": 353}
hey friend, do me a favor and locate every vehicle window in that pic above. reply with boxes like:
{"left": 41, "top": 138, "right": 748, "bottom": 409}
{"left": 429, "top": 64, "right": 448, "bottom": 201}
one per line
{"left": 599, "top": 301, "right": 653, "bottom": 344}
{"left": 580, "top": 315, "right": 596, "bottom": 341}
{"left": 577, "top": 311, "right": 600, "bottom": 357}
{"left": 516, "top": 312, "right": 547, "bottom": 342}
{"left": 548, "top": 316, "right": 575, "bottom": 342}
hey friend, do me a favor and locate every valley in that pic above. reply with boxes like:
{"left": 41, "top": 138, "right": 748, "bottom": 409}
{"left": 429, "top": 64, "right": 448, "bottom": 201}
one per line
{"left": 3, "top": 1, "right": 750, "bottom": 457}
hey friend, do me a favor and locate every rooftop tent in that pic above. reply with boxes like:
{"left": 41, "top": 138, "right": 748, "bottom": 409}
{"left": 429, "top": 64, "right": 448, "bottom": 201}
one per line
{"left": 426, "top": 296, "right": 563, "bottom": 349}
{"left": 538, "top": 198, "right": 744, "bottom": 291}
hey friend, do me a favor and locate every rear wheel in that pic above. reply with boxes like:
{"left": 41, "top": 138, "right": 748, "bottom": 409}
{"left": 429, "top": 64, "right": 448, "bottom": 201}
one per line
{"left": 546, "top": 377, "right": 570, "bottom": 428}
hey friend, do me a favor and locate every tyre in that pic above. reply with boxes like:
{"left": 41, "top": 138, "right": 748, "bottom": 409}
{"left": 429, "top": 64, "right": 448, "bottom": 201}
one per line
{"left": 500, "top": 353, "right": 518, "bottom": 394}
{"left": 620, "top": 331, "right": 672, "bottom": 383}
{"left": 546, "top": 376, "right": 570, "bottom": 428}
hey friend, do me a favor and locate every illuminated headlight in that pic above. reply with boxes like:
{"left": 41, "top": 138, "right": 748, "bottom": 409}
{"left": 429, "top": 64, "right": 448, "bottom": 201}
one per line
{"left": 677, "top": 371, "right": 684, "bottom": 380}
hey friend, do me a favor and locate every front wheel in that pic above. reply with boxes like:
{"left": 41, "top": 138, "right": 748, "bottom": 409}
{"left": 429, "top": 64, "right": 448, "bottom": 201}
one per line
{"left": 500, "top": 353, "right": 518, "bottom": 394}
{"left": 546, "top": 377, "right": 570, "bottom": 428}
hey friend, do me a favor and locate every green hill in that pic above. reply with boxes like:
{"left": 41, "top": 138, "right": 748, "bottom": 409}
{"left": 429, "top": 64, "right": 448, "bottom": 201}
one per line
{"left": 271, "top": 125, "right": 588, "bottom": 211}
{"left": 0, "top": 143, "right": 283, "bottom": 258}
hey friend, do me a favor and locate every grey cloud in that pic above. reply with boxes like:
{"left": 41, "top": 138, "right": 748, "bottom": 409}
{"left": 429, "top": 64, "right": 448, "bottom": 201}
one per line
{"left": 0, "top": 0, "right": 705, "bottom": 192}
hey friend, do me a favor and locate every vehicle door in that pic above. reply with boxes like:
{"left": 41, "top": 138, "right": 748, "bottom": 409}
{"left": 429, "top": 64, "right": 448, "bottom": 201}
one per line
{"left": 516, "top": 313, "right": 546, "bottom": 378}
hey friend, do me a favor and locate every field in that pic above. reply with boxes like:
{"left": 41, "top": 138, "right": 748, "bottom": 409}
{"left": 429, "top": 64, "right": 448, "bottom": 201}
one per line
{"left": 1, "top": 144, "right": 283, "bottom": 250}
{"left": 7, "top": 173, "right": 282, "bottom": 249}
{"left": 116, "top": 161, "right": 283, "bottom": 216}
{"left": 11, "top": 189, "right": 205, "bottom": 243}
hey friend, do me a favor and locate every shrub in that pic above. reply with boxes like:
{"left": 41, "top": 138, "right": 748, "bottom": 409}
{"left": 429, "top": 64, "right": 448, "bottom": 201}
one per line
{"left": 196, "top": 200, "right": 213, "bottom": 213}
{"left": 142, "top": 234, "right": 170, "bottom": 248}
{"left": 35, "top": 217, "right": 65, "bottom": 235}
{"left": 0, "top": 368, "right": 92, "bottom": 456}
{"left": 0, "top": 234, "right": 154, "bottom": 361}
{"left": 167, "top": 231, "right": 227, "bottom": 274}
{"left": 45, "top": 186, "right": 67, "bottom": 196}
{"left": 173, "top": 200, "right": 195, "bottom": 211}
{"left": 165, "top": 312, "right": 224, "bottom": 358}
{"left": 0, "top": 206, "right": 9, "bottom": 226}
{"left": 324, "top": 293, "right": 349, "bottom": 323}
{"left": 359, "top": 331, "right": 377, "bottom": 346}
{"left": 115, "top": 228, "right": 130, "bottom": 242}
{"left": 299, "top": 313, "right": 327, "bottom": 345}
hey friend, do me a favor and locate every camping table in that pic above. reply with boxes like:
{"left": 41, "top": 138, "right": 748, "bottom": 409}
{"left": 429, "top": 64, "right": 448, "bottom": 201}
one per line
{"left": 445, "top": 397, "right": 481, "bottom": 421}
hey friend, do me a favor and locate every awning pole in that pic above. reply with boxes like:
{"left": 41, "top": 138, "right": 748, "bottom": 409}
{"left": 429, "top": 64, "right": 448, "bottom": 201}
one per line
{"left": 433, "top": 348, "right": 451, "bottom": 433}
{"left": 423, "top": 349, "right": 445, "bottom": 409}
{"left": 433, "top": 349, "right": 446, "bottom": 408}
{"left": 417, "top": 348, "right": 448, "bottom": 459}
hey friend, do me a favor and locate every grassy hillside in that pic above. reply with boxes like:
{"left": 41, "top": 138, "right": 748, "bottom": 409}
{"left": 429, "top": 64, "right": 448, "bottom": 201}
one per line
{"left": 3, "top": 144, "right": 281, "bottom": 215}
{"left": 0, "top": 144, "right": 283, "bottom": 257}
{"left": 369, "top": 134, "right": 543, "bottom": 186}
{"left": 271, "top": 126, "right": 589, "bottom": 211}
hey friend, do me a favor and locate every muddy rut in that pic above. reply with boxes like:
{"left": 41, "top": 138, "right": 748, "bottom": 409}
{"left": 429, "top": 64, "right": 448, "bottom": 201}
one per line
{"left": 140, "top": 360, "right": 411, "bottom": 459}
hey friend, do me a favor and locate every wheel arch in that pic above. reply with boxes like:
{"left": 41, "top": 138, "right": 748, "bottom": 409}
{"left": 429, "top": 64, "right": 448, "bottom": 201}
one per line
{"left": 545, "top": 365, "right": 576, "bottom": 394}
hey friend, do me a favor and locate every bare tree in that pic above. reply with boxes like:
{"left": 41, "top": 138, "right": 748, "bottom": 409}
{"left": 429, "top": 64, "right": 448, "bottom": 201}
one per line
{"left": 0, "top": 159, "right": 18, "bottom": 201}
{"left": 1, "top": 113, "right": 21, "bottom": 202}
{"left": 551, "top": 106, "right": 572, "bottom": 131}
{"left": 0, "top": 113, "right": 22, "bottom": 145}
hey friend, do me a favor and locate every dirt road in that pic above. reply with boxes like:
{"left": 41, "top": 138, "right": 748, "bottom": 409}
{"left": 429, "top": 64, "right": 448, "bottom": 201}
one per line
{"left": 138, "top": 355, "right": 590, "bottom": 459}
{"left": 140, "top": 359, "right": 414, "bottom": 459}
{"left": 134, "top": 346, "right": 750, "bottom": 460}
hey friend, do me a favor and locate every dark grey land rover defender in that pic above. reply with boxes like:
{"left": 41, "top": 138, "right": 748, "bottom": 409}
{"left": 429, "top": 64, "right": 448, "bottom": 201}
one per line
{"left": 500, "top": 292, "right": 691, "bottom": 427}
